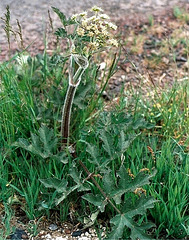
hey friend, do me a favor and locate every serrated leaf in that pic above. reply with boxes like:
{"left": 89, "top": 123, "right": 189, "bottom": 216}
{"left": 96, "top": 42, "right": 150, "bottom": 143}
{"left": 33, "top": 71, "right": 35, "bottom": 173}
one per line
{"left": 13, "top": 126, "right": 59, "bottom": 159}
{"left": 110, "top": 166, "right": 156, "bottom": 200}
{"left": 74, "top": 82, "right": 91, "bottom": 109}
{"left": 52, "top": 7, "right": 75, "bottom": 26}
{"left": 52, "top": 151, "right": 68, "bottom": 164}
{"left": 69, "top": 164, "right": 90, "bottom": 192}
{"left": 54, "top": 27, "right": 67, "bottom": 38}
{"left": 99, "top": 130, "right": 113, "bottom": 157}
{"left": 82, "top": 193, "right": 107, "bottom": 212}
{"left": 55, "top": 185, "right": 78, "bottom": 205}
{"left": 132, "top": 118, "right": 155, "bottom": 130}
{"left": 131, "top": 171, "right": 157, "bottom": 190}
{"left": 39, "top": 178, "right": 68, "bottom": 193}
{"left": 13, "top": 137, "right": 45, "bottom": 157}
{"left": 83, "top": 210, "right": 100, "bottom": 229}
{"left": 38, "top": 125, "right": 57, "bottom": 154}
{"left": 52, "top": 7, "right": 67, "bottom": 25}
{"left": 40, "top": 177, "right": 80, "bottom": 205}
{"left": 130, "top": 222, "right": 155, "bottom": 240}
{"left": 103, "top": 171, "right": 116, "bottom": 193}
{"left": 117, "top": 131, "right": 137, "bottom": 154}
{"left": 84, "top": 142, "right": 101, "bottom": 168}
{"left": 122, "top": 196, "right": 157, "bottom": 218}
{"left": 108, "top": 214, "right": 154, "bottom": 240}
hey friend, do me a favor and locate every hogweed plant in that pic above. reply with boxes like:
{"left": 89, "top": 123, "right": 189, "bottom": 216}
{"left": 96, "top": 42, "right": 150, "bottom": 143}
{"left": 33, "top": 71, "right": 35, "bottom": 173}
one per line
{"left": 13, "top": 6, "right": 157, "bottom": 240}
{"left": 55, "top": 5, "right": 119, "bottom": 145}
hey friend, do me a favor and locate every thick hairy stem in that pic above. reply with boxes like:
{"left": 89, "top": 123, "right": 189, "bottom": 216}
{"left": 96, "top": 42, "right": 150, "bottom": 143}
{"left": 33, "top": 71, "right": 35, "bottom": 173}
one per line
{"left": 61, "top": 84, "right": 77, "bottom": 145}
{"left": 61, "top": 54, "right": 88, "bottom": 145}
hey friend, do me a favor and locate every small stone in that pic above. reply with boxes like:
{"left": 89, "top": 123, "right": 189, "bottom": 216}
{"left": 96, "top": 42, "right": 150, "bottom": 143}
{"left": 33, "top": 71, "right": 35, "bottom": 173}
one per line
{"left": 121, "top": 75, "right": 126, "bottom": 80}
{"left": 72, "top": 230, "right": 82, "bottom": 237}
{"left": 44, "top": 233, "right": 52, "bottom": 239}
{"left": 49, "top": 223, "right": 58, "bottom": 231}
{"left": 64, "top": 229, "right": 71, "bottom": 234}
{"left": 10, "top": 228, "right": 28, "bottom": 240}
{"left": 84, "top": 232, "right": 89, "bottom": 237}
{"left": 22, "top": 234, "right": 28, "bottom": 239}
{"left": 99, "top": 62, "right": 106, "bottom": 70}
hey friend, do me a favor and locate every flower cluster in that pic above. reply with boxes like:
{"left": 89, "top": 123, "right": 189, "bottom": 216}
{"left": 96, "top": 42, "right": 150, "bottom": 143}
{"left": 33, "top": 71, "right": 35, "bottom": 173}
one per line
{"left": 70, "top": 6, "right": 118, "bottom": 56}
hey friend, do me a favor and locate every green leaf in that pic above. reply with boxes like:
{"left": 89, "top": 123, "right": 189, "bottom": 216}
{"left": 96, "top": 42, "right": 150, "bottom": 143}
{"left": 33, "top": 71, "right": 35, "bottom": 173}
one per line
{"left": 108, "top": 213, "right": 155, "bottom": 240}
{"left": 13, "top": 126, "right": 60, "bottom": 160}
{"left": 99, "top": 130, "right": 113, "bottom": 157}
{"left": 82, "top": 193, "right": 107, "bottom": 212}
{"left": 69, "top": 164, "right": 90, "bottom": 192}
{"left": 55, "top": 185, "right": 78, "bottom": 205}
{"left": 52, "top": 7, "right": 67, "bottom": 25}
{"left": 122, "top": 196, "right": 157, "bottom": 218}
{"left": 54, "top": 27, "right": 67, "bottom": 38}
{"left": 84, "top": 142, "right": 101, "bottom": 168}
{"left": 103, "top": 171, "right": 116, "bottom": 195}
{"left": 52, "top": 7, "right": 75, "bottom": 26}
{"left": 39, "top": 178, "right": 68, "bottom": 193}
{"left": 109, "top": 166, "right": 156, "bottom": 202}
{"left": 117, "top": 131, "right": 137, "bottom": 154}
{"left": 74, "top": 82, "right": 91, "bottom": 109}
{"left": 38, "top": 125, "right": 57, "bottom": 154}
{"left": 108, "top": 214, "right": 132, "bottom": 239}
{"left": 52, "top": 151, "right": 68, "bottom": 164}
{"left": 132, "top": 118, "right": 154, "bottom": 130}
{"left": 40, "top": 177, "right": 79, "bottom": 205}
{"left": 130, "top": 222, "right": 155, "bottom": 240}
{"left": 83, "top": 210, "right": 100, "bottom": 229}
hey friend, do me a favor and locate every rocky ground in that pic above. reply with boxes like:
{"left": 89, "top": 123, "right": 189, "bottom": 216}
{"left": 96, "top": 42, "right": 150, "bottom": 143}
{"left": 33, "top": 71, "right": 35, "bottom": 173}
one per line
{"left": 0, "top": 0, "right": 188, "bottom": 60}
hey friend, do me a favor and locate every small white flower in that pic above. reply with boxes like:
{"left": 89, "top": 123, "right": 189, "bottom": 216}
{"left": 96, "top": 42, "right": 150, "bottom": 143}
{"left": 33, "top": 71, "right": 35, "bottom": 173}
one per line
{"left": 99, "top": 14, "right": 110, "bottom": 20}
{"left": 108, "top": 39, "right": 118, "bottom": 47}
{"left": 81, "top": 20, "right": 88, "bottom": 27}
{"left": 107, "top": 22, "right": 117, "bottom": 30}
{"left": 88, "top": 42, "right": 99, "bottom": 50}
{"left": 79, "top": 11, "right": 87, "bottom": 17}
{"left": 88, "top": 31, "right": 95, "bottom": 37}
{"left": 91, "top": 6, "right": 103, "bottom": 12}
{"left": 71, "top": 14, "right": 78, "bottom": 20}
{"left": 87, "top": 16, "right": 97, "bottom": 22}
{"left": 77, "top": 27, "right": 85, "bottom": 36}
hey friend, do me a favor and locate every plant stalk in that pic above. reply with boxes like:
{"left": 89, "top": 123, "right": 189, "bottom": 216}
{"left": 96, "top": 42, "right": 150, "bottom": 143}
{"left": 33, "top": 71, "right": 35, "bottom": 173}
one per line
{"left": 61, "top": 84, "right": 77, "bottom": 145}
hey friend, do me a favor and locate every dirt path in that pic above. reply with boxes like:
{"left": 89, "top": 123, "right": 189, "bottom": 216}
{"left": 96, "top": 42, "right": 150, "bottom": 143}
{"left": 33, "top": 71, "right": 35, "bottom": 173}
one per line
{"left": 0, "top": 0, "right": 188, "bottom": 60}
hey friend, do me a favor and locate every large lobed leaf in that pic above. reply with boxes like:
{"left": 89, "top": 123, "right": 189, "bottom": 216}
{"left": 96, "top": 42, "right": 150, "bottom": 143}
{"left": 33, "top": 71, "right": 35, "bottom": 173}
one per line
{"left": 107, "top": 166, "right": 156, "bottom": 204}
{"left": 40, "top": 164, "right": 90, "bottom": 205}
{"left": 107, "top": 196, "right": 156, "bottom": 239}
{"left": 13, "top": 125, "right": 68, "bottom": 163}
{"left": 82, "top": 165, "right": 156, "bottom": 239}
{"left": 108, "top": 213, "right": 155, "bottom": 240}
